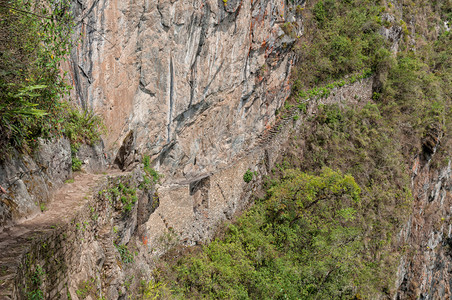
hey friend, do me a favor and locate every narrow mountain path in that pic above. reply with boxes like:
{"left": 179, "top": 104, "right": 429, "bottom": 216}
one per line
{"left": 0, "top": 170, "right": 122, "bottom": 298}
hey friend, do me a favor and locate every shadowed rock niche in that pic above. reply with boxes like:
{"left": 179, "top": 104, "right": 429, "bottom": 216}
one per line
{"left": 114, "top": 131, "right": 137, "bottom": 171}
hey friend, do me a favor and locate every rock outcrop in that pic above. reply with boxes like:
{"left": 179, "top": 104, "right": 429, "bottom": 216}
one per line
{"left": 0, "top": 138, "right": 107, "bottom": 231}
{"left": 69, "top": 0, "right": 302, "bottom": 181}
{"left": 0, "top": 138, "right": 72, "bottom": 230}
{"left": 395, "top": 142, "right": 452, "bottom": 299}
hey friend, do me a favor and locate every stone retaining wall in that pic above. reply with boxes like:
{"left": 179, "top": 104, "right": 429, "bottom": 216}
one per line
{"left": 13, "top": 170, "right": 155, "bottom": 299}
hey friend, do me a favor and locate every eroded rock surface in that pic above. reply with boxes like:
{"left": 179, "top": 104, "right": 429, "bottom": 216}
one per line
{"left": 0, "top": 138, "right": 108, "bottom": 231}
{"left": 69, "top": 0, "right": 302, "bottom": 182}
{"left": 396, "top": 154, "right": 452, "bottom": 299}
{"left": 0, "top": 138, "right": 72, "bottom": 229}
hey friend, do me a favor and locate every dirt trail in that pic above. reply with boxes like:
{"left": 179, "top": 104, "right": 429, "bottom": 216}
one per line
{"left": 0, "top": 170, "right": 122, "bottom": 298}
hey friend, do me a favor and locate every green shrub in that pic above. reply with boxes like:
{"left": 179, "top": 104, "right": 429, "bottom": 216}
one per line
{"left": 75, "top": 278, "right": 96, "bottom": 299}
{"left": 100, "top": 178, "right": 138, "bottom": 213}
{"left": 292, "top": 0, "right": 386, "bottom": 91}
{"left": 243, "top": 170, "right": 253, "bottom": 183}
{"left": 71, "top": 157, "right": 82, "bottom": 172}
{"left": 0, "top": 0, "right": 105, "bottom": 160}
{"left": 297, "top": 103, "right": 307, "bottom": 113}
{"left": 143, "top": 155, "right": 163, "bottom": 184}
{"left": 63, "top": 108, "right": 105, "bottom": 147}
{"left": 115, "top": 244, "right": 134, "bottom": 264}
{"left": 0, "top": 0, "right": 74, "bottom": 156}
{"left": 156, "top": 169, "right": 367, "bottom": 299}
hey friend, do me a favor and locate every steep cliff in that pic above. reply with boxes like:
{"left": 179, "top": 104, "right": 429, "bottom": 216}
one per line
{"left": 68, "top": 0, "right": 451, "bottom": 297}
{"left": 66, "top": 0, "right": 306, "bottom": 250}
{"left": 69, "top": 0, "right": 300, "bottom": 180}
{"left": 396, "top": 147, "right": 452, "bottom": 299}
{"left": 1, "top": 0, "right": 451, "bottom": 298}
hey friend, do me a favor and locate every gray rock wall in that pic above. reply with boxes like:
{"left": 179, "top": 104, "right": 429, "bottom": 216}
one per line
{"left": 12, "top": 171, "right": 156, "bottom": 300}
{"left": 69, "top": 0, "right": 302, "bottom": 182}
{"left": 0, "top": 138, "right": 72, "bottom": 230}
{"left": 0, "top": 139, "right": 108, "bottom": 231}
{"left": 395, "top": 154, "right": 452, "bottom": 299}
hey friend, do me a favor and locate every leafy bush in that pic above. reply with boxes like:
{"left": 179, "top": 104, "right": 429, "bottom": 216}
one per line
{"left": 143, "top": 155, "right": 163, "bottom": 184}
{"left": 115, "top": 244, "right": 134, "bottom": 264}
{"left": 71, "top": 157, "right": 82, "bottom": 172}
{"left": 0, "top": 0, "right": 104, "bottom": 159}
{"left": 99, "top": 178, "right": 138, "bottom": 213}
{"left": 243, "top": 170, "right": 253, "bottom": 183}
{"left": 64, "top": 108, "right": 105, "bottom": 147}
{"left": 156, "top": 169, "right": 370, "bottom": 299}
{"left": 0, "top": 0, "right": 74, "bottom": 154}
{"left": 292, "top": 0, "right": 387, "bottom": 91}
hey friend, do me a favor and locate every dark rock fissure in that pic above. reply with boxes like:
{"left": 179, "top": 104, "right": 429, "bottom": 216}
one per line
{"left": 168, "top": 56, "right": 174, "bottom": 143}
{"left": 189, "top": 3, "right": 210, "bottom": 108}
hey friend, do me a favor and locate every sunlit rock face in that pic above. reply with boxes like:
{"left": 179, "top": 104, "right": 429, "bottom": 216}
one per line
{"left": 69, "top": 0, "right": 302, "bottom": 182}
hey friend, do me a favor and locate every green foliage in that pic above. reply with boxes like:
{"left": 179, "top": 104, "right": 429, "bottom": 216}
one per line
{"left": 156, "top": 169, "right": 370, "bottom": 299}
{"left": 115, "top": 244, "right": 134, "bottom": 264}
{"left": 381, "top": 40, "right": 451, "bottom": 148}
{"left": 297, "top": 103, "right": 307, "bottom": 113}
{"left": 100, "top": 178, "right": 138, "bottom": 213}
{"left": 119, "top": 185, "right": 137, "bottom": 212}
{"left": 295, "top": 103, "right": 412, "bottom": 294}
{"left": 76, "top": 278, "right": 97, "bottom": 299}
{"left": 143, "top": 155, "right": 163, "bottom": 184}
{"left": 27, "top": 265, "right": 45, "bottom": 299}
{"left": 71, "top": 157, "right": 82, "bottom": 172}
{"left": 140, "top": 278, "right": 171, "bottom": 299}
{"left": 0, "top": 0, "right": 74, "bottom": 153}
{"left": 27, "top": 290, "right": 44, "bottom": 300}
{"left": 294, "top": 70, "right": 371, "bottom": 103}
{"left": 0, "top": 0, "right": 104, "bottom": 158}
{"left": 316, "top": 103, "right": 343, "bottom": 125}
{"left": 292, "top": 0, "right": 386, "bottom": 91}
{"left": 64, "top": 108, "right": 105, "bottom": 147}
{"left": 313, "top": 0, "right": 327, "bottom": 26}
{"left": 243, "top": 169, "right": 254, "bottom": 183}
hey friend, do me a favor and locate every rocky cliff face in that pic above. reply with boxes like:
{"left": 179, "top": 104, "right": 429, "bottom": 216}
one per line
{"left": 395, "top": 145, "right": 452, "bottom": 299}
{"left": 0, "top": 139, "right": 107, "bottom": 230}
{"left": 0, "top": 139, "right": 72, "bottom": 229}
{"left": 1, "top": 77, "right": 374, "bottom": 300}
{"left": 65, "top": 0, "right": 304, "bottom": 251}
{"left": 69, "top": 0, "right": 301, "bottom": 180}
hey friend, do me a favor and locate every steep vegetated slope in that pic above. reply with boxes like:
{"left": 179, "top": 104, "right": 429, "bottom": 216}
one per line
{"left": 0, "top": 0, "right": 106, "bottom": 228}
{"left": 0, "top": 0, "right": 450, "bottom": 298}
{"left": 151, "top": 0, "right": 452, "bottom": 298}
{"left": 0, "top": 0, "right": 104, "bottom": 155}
